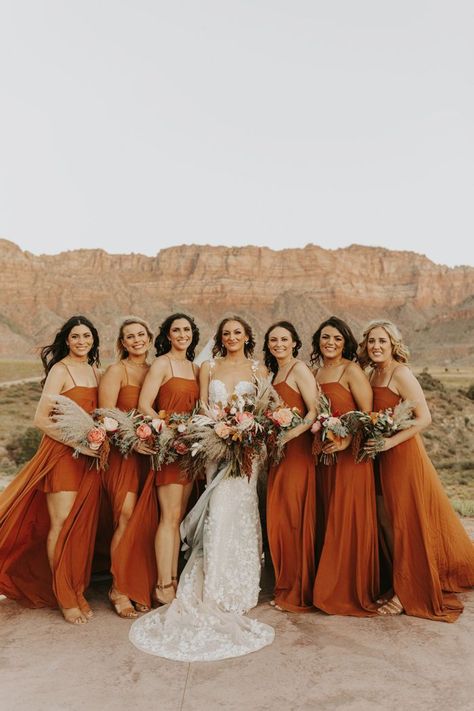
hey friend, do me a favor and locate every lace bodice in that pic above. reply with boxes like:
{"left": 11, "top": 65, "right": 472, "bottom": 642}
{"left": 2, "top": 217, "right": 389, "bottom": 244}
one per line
{"left": 208, "top": 379, "right": 256, "bottom": 405}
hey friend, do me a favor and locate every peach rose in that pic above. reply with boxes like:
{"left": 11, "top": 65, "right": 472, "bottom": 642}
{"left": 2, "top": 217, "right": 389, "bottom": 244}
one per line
{"left": 235, "top": 411, "right": 254, "bottom": 425}
{"left": 311, "top": 420, "right": 322, "bottom": 434}
{"left": 87, "top": 426, "right": 106, "bottom": 450}
{"left": 272, "top": 408, "right": 294, "bottom": 427}
{"left": 136, "top": 423, "right": 153, "bottom": 440}
{"left": 214, "top": 422, "right": 232, "bottom": 439}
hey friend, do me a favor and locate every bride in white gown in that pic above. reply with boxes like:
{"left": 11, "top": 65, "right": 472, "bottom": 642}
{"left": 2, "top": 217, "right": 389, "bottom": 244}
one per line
{"left": 129, "top": 316, "right": 275, "bottom": 661}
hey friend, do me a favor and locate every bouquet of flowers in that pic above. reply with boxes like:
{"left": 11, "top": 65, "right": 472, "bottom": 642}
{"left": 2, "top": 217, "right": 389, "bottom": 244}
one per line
{"left": 344, "top": 400, "right": 415, "bottom": 462}
{"left": 311, "top": 392, "right": 350, "bottom": 464}
{"left": 181, "top": 378, "right": 278, "bottom": 480}
{"left": 50, "top": 394, "right": 112, "bottom": 469}
{"left": 265, "top": 404, "right": 305, "bottom": 466}
{"left": 95, "top": 406, "right": 194, "bottom": 471}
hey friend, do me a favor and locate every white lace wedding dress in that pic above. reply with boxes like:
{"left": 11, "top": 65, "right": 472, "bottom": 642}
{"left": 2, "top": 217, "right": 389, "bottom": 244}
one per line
{"left": 129, "top": 379, "right": 275, "bottom": 661}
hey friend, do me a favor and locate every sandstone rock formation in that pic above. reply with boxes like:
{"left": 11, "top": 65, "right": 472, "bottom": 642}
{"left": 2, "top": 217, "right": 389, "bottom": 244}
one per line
{"left": 0, "top": 239, "right": 473, "bottom": 364}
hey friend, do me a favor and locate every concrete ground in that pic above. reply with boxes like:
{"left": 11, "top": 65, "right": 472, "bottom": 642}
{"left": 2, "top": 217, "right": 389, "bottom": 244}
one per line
{"left": 2, "top": 550, "right": 474, "bottom": 711}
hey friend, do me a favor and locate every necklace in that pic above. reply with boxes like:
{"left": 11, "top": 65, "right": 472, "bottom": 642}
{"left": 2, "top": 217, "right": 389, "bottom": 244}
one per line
{"left": 125, "top": 359, "right": 148, "bottom": 368}
{"left": 374, "top": 359, "right": 394, "bottom": 373}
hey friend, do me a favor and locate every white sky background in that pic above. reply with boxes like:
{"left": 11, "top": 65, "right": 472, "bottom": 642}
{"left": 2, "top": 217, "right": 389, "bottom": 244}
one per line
{"left": 0, "top": 1, "right": 473, "bottom": 267}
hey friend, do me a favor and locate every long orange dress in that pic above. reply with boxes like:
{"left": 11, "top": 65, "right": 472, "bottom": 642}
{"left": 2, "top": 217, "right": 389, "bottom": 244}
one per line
{"left": 267, "top": 370, "right": 316, "bottom": 612}
{"left": 100, "top": 365, "right": 152, "bottom": 600}
{"left": 313, "top": 382, "right": 379, "bottom": 616}
{"left": 0, "top": 386, "right": 100, "bottom": 610}
{"left": 373, "top": 386, "right": 474, "bottom": 622}
{"left": 111, "top": 370, "right": 200, "bottom": 608}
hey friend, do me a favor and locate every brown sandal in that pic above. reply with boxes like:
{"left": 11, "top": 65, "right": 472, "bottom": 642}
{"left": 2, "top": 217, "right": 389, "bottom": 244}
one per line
{"left": 108, "top": 587, "right": 138, "bottom": 619}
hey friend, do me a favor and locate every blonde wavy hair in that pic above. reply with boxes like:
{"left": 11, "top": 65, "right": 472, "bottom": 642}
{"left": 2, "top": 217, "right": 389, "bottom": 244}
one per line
{"left": 358, "top": 319, "right": 410, "bottom": 369}
{"left": 115, "top": 317, "right": 153, "bottom": 360}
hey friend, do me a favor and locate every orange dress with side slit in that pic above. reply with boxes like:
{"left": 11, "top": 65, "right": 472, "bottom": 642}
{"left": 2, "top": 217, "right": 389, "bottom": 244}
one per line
{"left": 313, "top": 382, "right": 379, "bottom": 616}
{"left": 373, "top": 385, "right": 474, "bottom": 622}
{"left": 0, "top": 386, "right": 100, "bottom": 610}
{"left": 266, "top": 377, "right": 316, "bottom": 613}
{"left": 154, "top": 376, "right": 199, "bottom": 486}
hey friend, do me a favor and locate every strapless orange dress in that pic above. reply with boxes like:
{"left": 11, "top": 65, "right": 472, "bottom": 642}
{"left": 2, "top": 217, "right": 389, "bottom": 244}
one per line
{"left": 313, "top": 382, "right": 379, "bottom": 616}
{"left": 0, "top": 386, "right": 101, "bottom": 610}
{"left": 373, "top": 386, "right": 474, "bottom": 622}
{"left": 154, "top": 377, "right": 199, "bottom": 486}
{"left": 266, "top": 382, "right": 316, "bottom": 612}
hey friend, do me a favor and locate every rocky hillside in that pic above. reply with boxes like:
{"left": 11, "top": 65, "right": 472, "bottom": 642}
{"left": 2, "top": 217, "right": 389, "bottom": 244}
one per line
{"left": 1, "top": 239, "right": 473, "bottom": 364}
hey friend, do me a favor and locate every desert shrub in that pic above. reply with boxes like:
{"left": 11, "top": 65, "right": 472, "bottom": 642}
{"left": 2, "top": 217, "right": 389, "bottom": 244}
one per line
{"left": 416, "top": 372, "right": 445, "bottom": 392}
{"left": 465, "top": 384, "right": 474, "bottom": 401}
{"left": 6, "top": 427, "right": 42, "bottom": 465}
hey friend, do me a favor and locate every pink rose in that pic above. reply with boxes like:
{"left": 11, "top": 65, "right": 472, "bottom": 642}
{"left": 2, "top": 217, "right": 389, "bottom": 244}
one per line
{"left": 214, "top": 422, "right": 232, "bottom": 439}
{"left": 311, "top": 420, "right": 322, "bottom": 434}
{"left": 272, "top": 408, "right": 294, "bottom": 427}
{"left": 102, "top": 417, "right": 119, "bottom": 433}
{"left": 235, "top": 411, "right": 254, "bottom": 425}
{"left": 173, "top": 441, "right": 189, "bottom": 455}
{"left": 87, "top": 426, "right": 106, "bottom": 450}
{"left": 136, "top": 423, "right": 152, "bottom": 440}
{"left": 327, "top": 417, "right": 340, "bottom": 428}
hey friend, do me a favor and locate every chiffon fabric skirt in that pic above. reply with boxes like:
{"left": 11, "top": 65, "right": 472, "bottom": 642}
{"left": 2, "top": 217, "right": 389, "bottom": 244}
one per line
{"left": 374, "top": 386, "right": 474, "bottom": 622}
{"left": 0, "top": 436, "right": 100, "bottom": 609}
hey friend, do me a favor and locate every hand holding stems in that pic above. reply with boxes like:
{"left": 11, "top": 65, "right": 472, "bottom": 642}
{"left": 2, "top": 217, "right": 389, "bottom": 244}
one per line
{"left": 322, "top": 433, "right": 352, "bottom": 455}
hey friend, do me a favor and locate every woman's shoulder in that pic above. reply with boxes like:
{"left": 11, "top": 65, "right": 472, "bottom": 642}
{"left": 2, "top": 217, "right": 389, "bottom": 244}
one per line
{"left": 293, "top": 359, "right": 312, "bottom": 376}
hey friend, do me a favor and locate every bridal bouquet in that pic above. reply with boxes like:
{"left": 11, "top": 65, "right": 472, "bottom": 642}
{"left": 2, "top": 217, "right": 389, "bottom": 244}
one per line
{"left": 265, "top": 404, "right": 305, "bottom": 466}
{"left": 311, "top": 392, "right": 350, "bottom": 464}
{"left": 182, "top": 378, "right": 277, "bottom": 479}
{"left": 50, "top": 394, "right": 112, "bottom": 469}
{"left": 344, "top": 401, "right": 415, "bottom": 462}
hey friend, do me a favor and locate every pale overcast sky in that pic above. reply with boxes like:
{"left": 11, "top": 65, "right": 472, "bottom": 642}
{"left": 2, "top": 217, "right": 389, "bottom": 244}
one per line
{"left": 0, "top": 1, "right": 473, "bottom": 267}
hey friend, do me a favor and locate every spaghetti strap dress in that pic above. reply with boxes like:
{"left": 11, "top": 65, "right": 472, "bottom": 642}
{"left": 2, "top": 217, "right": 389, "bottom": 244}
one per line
{"left": 0, "top": 368, "right": 100, "bottom": 610}
{"left": 266, "top": 363, "right": 316, "bottom": 612}
{"left": 373, "top": 385, "right": 474, "bottom": 622}
{"left": 313, "top": 373, "right": 379, "bottom": 616}
{"left": 155, "top": 359, "right": 199, "bottom": 486}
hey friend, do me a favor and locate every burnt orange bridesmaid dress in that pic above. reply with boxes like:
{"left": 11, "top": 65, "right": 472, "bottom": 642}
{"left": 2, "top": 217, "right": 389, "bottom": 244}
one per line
{"left": 154, "top": 361, "right": 199, "bottom": 487}
{"left": 313, "top": 377, "right": 379, "bottom": 616}
{"left": 0, "top": 380, "right": 100, "bottom": 611}
{"left": 267, "top": 365, "right": 316, "bottom": 612}
{"left": 373, "top": 385, "right": 474, "bottom": 622}
{"left": 102, "top": 362, "right": 154, "bottom": 604}
{"left": 111, "top": 363, "right": 200, "bottom": 608}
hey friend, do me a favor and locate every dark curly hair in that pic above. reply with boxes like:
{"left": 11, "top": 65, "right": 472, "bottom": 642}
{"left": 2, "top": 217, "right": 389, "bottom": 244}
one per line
{"left": 154, "top": 313, "right": 200, "bottom": 361}
{"left": 212, "top": 316, "right": 255, "bottom": 358}
{"left": 40, "top": 315, "right": 100, "bottom": 386}
{"left": 310, "top": 316, "right": 358, "bottom": 366}
{"left": 263, "top": 321, "right": 302, "bottom": 375}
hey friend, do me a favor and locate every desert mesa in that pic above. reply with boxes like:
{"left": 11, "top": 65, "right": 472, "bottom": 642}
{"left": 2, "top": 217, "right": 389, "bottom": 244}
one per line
{"left": 0, "top": 238, "right": 473, "bottom": 364}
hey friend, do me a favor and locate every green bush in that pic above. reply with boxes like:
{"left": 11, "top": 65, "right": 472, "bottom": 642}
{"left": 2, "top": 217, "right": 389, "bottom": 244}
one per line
{"left": 6, "top": 427, "right": 42, "bottom": 465}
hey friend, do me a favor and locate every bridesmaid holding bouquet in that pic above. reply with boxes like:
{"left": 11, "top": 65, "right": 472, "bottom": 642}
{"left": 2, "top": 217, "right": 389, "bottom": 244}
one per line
{"left": 98, "top": 317, "right": 154, "bottom": 618}
{"left": 312, "top": 316, "right": 379, "bottom": 616}
{"left": 359, "top": 319, "right": 474, "bottom": 621}
{"left": 264, "top": 321, "right": 318, "bottom": 612}
{"left": 138, "top": 313, "right": 200, "bottom": 605}
{"left": 0, "top": 316, "right": 102, "bottom": 624}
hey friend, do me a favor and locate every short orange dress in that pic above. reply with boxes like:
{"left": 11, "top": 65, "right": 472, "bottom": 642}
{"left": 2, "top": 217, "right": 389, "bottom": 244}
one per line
{"left": 374, "top": 385, "right": 474, "bottom": 622}
{"left": 0, "top": 383, "right": 101, "bottom": 610}
{"left": 266, "top": 366, "right": 316, "bottom": 612}
{"left": 313, "top": 381, "right": 379, "bottom": 616}
{"left": 154, "top": 364, "right": 199, "bottom": 486}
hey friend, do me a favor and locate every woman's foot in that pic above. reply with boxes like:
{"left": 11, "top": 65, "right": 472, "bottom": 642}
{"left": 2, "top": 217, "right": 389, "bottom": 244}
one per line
{"left": 153, "top": 582, "right": 176, "bottom": 606}
{"left": 376, "top": 595, "right": 404, "bottom": 616}
{"left": 269, "top": 599, "right": 284, "bottom": 611}
{"left": 77, "top": 593, "right": 93, "bottom": 619}
{"left": 108, "top": 587, "right": 138, "bottom": 619}
{"left": 60, "top": 606, "right": 87, "bottom": 625}
{"left": 134, "top": 602, "right": 151, "bottom": 613}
